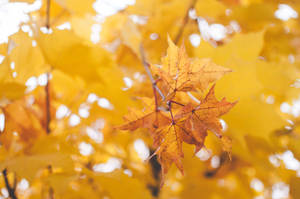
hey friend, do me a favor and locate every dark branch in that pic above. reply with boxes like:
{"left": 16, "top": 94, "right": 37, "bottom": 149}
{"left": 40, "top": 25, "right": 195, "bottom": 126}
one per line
{"left": 147, "top": 149, "right": 161, "bottom": 197}
{"left": 45, "top": 0, "right": 52, "bottom": 134}
{"left": 2, "top": 169, "right": 18, "bottom": 199}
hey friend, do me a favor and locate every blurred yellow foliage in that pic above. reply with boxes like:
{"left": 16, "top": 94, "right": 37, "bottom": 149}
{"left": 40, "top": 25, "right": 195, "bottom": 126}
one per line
{"left": 1, "top": 0, "right": 300, "bottom": 198}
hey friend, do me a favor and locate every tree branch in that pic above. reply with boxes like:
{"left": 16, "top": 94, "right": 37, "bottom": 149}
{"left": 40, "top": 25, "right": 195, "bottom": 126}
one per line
{"left": 2, "top": 169, "right": 18, "bottom": 199}
{"left": 147, "top": 149, "right": 161, "bottom": 197}
{"left": 45, "top": 72, "right": 51, "bottom": 134}
{"left": 45, "top": 0, "right": 51, "bottom": 134}
{"left": 174, "top": 0, "right": 198, "bottom": 45}
{"left": 139, "top": 44, "right": 165, "bottom": 110}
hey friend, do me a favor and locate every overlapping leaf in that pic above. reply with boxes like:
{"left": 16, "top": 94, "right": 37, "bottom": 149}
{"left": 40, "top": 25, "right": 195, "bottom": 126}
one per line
{"left": 119, "top": 39, "right": 235, "bottom": 185}
{"left": 118, "top": 98, "right": 171, "bottom": 135}
{"left": 175, "top": 85, "right": 237, "bottom": 153}
{"left": 152, "top": 37, "right": 231, "bottom": 100}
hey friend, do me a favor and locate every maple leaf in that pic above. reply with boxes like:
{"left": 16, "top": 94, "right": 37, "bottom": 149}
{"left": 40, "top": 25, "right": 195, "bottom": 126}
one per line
{"left": 120, "top": 112, "right": 186, "bottom": 187}
{"left": 119, "top": 34, "right": 236, "bottom": 186}
{"left": 118, "top": 98, "right": 186, "bottom": 184}
{"left": 118, "top": 97, "right": 171, "bottom": 134}
{"left": 118, "top": 99, "right": 186, "bottom": 185}
{"left": 119, "top": 86, "right": 236, "bottom": 186}
{"left": 175, "top": 85, "right": 237, "bottom": 153}
{"left": 153, "top": 124, "right": 184, "bottom": 185}
{"left": 152, "top": 37, "right": 231, "bottom": 100}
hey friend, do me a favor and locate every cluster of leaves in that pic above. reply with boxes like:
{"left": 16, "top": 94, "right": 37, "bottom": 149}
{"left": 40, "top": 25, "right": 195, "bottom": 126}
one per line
{"left": 0, "top": 0, "right": 300, "bottom": 198}
{"left": 119, "top": 37, "right": 236, "bottom": 185}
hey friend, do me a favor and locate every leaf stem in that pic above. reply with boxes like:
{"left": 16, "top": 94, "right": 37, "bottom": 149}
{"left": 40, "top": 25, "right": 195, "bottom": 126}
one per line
{"left": 169, "top": 100, "right": 185, "bottom": 107}
{"left": 167, "top": 101, "right": 175, "bottom": 124}
{"left": 2, "top": 169, "right": 18, "bottom": 199}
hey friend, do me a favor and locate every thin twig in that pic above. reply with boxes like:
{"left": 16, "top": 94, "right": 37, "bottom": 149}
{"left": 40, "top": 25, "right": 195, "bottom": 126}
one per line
{"left": 45, "top": 72, "right": 51, "bottom": 134}
{"left": 152, "top": 84, "right": 159, "bottom": 111}
{"left": 174, "top": 0, "right": 198, "bottom": 45}
{"left": 46, "top": 0, "right": 51, "bottom": 29}
{"left": 2, "top": 169, "right": 18, "bottom": 199}
{"left": 139, "top": 44, "right": 166, "bottom": 110}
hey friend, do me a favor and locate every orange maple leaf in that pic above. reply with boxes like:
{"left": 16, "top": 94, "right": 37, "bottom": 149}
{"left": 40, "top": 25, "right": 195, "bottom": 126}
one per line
{"left": 118, "top": 99, "right": 185, "bottom": 184}
{"left": 119, "top": 38, "right": 236, "bottom": 186}
{"left": 119, "top": 85, "right": 236, "bottom": 186}
{"left": 175, "top": 85, "right": 237, "bottom": 153}
{"left": 152, "top": 37, "right": 231, "bottom": 101}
